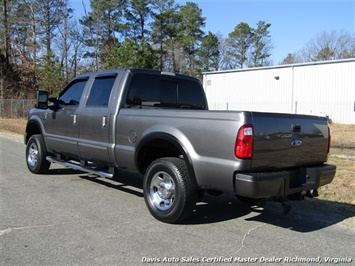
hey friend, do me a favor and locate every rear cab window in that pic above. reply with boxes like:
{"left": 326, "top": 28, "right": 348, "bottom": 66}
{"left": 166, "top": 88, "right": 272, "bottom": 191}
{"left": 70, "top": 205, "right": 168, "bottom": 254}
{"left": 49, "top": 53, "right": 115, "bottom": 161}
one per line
{"left": 126, "top": 73, "right": 206, "bottom": 109}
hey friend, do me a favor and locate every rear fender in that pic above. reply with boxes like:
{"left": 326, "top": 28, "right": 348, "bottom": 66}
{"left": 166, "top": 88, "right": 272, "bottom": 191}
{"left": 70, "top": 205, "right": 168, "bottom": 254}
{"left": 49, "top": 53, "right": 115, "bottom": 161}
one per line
{"left": 135, "top": 130, "right": 197, "bottom": 185}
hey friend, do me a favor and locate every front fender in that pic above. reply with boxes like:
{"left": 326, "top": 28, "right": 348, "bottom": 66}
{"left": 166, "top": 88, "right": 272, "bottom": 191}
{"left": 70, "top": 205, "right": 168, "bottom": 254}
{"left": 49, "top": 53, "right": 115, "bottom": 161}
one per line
{"left": 25, "top": 110, "right": 48, "bottom": 146}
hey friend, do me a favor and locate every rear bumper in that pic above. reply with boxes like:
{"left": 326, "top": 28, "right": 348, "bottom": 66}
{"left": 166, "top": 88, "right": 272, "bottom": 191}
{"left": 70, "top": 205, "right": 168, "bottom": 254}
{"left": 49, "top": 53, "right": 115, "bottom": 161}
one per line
{"left": 234, "top": 164, "right": 336, "bottom": 198}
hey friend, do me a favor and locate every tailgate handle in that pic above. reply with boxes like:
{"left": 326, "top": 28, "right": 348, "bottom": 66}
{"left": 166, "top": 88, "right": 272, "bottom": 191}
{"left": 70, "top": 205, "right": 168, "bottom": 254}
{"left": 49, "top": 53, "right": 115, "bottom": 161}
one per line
{"left": 292, "top": 123, "right": 301, "bottom": 132}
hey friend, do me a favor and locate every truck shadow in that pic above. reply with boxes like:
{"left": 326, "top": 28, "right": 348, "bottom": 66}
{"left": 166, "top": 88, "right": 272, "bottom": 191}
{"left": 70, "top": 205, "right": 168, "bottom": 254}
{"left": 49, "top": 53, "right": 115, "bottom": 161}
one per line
{"left": 187, "top": 194, "right": 355, "bottom": 232}
{"left": 76, "top": 171, "right": 354, "bottom": 232}
{"left": 47, "top": 168, "right": 84, "bottom": 175}
{"left": 243, "top": 198, "right": 355, "bottom": 232}
{"left": 79, "top": 172, "right": 144, "bottom": 198}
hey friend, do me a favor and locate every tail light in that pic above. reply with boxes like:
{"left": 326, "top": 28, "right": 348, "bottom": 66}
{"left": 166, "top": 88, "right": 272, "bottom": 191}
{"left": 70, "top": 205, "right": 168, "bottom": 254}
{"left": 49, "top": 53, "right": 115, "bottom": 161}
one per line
{"left": 327, "top": 126, "right": 331, "bottom": 153}
{"left": 235, "top": 124, "right": 254, "bottom": 159}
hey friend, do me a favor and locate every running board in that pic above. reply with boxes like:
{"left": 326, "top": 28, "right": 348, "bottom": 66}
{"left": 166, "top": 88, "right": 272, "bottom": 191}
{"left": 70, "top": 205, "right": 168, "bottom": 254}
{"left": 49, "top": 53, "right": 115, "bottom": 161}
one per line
{"left": 46, "top": 156, "right": 114, "bottom": 179}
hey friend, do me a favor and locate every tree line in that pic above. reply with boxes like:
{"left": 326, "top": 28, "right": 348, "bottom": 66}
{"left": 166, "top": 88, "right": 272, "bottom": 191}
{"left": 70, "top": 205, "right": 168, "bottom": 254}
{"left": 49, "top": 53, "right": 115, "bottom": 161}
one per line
{"left": 281, "top": 30, "right": 355, "bottom": 64}
{"left": 1, "top": 0, "right": 354, "bottom": 99}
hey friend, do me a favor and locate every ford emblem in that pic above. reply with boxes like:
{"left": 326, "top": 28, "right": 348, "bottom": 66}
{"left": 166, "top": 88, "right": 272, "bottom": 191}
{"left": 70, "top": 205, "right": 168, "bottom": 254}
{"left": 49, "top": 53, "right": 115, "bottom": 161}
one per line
{"left": 290, "top": 139, "right": 303, "bottom": 147}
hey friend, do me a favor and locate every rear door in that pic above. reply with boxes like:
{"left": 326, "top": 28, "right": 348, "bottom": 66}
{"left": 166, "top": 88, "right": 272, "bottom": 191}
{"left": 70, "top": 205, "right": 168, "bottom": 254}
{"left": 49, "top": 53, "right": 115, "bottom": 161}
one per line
{"left": 78, "top": 73, "right": 118, "bottom": 164}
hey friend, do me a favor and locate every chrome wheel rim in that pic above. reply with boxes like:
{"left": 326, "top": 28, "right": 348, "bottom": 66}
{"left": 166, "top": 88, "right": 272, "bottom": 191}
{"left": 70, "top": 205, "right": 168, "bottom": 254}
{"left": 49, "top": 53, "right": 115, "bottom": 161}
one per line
{"left": 149, "top": 171, "right": 175, "bottom": 211}
{"left": 27, "top": 142, "right": 39, "bottom": 168}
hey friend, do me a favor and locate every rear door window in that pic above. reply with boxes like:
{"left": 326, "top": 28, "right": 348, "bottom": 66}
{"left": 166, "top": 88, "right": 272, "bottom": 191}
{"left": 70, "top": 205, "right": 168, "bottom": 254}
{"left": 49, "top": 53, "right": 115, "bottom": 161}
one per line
{"left": 86, "top": 76, "right": 116, "bottom": 107}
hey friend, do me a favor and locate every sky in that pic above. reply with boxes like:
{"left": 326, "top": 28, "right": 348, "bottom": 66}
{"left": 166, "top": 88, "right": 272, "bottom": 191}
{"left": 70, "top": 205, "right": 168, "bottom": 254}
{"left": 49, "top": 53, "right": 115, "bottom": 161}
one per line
{"left": 70, "top": 0, "right": 355, "bottom": 65}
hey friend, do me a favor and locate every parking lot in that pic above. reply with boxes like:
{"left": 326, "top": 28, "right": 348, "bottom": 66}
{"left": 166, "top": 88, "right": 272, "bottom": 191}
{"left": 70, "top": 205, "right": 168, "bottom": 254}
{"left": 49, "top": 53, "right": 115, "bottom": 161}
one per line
{"left": 1, "top": 134, "right": 354, "bottom": 265}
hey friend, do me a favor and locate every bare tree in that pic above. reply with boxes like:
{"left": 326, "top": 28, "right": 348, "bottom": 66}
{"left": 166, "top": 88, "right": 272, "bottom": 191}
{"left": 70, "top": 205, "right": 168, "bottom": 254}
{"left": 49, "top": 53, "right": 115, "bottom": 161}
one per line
{"left": 298, "top": 30, "right": 355, "bottom": 62}
{"left": 1, "top": 0, "right": 10, "bottom": 66}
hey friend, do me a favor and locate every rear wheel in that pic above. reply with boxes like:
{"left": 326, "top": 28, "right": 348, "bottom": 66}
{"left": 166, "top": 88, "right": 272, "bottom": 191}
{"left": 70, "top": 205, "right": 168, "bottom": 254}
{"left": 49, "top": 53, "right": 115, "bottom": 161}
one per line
{"left": 26, "top": 134, "right": 50, "bottom": 174}
{"left": 143, "top": 157, "right": 198, "bottom": 223}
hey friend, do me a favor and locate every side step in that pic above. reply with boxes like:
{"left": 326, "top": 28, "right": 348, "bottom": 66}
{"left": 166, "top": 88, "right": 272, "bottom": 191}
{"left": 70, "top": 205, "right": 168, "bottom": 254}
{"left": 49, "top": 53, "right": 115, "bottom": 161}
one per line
{"left": 46, "top": 156, "right": 114, "bottom": 179}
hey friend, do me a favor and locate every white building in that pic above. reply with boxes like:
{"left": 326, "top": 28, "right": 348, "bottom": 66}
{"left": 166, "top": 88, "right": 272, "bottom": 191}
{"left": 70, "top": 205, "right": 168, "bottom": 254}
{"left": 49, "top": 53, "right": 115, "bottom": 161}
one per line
{"left": 202, "top": 58, "right": 355, "bottom": 124}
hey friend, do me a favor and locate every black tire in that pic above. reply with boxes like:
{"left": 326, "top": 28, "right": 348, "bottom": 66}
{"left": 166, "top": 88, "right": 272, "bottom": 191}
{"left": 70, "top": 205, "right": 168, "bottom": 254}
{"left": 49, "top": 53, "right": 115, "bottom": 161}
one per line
{"left": 26, "top": 134, "right": 50, "bottom": 174}
{"left": 143, "top": 157, "right": 198, "bottom": 223}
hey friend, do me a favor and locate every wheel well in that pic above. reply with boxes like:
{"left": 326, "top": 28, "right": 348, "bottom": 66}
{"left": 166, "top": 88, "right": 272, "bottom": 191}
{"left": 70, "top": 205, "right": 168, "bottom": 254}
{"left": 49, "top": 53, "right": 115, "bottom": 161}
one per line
{"left": 136, "top": 138, "right": 184, "bottom": 174}
{"left": 25, "top": 121, "right": 42, "bottom": 143}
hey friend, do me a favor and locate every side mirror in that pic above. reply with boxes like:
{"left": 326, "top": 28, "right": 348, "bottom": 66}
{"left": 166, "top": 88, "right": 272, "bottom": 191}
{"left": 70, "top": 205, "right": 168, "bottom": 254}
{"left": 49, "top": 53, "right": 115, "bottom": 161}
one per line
{"left": 48, "top": 97, "right": 57, "bottom": 103}
{"left": 34, "top": 90, "right": 48, "bottom": 109}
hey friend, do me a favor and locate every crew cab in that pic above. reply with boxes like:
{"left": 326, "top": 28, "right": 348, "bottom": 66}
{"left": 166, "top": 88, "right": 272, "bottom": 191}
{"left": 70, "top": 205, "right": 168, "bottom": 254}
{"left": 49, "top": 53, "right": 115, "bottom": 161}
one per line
{"left": 24, "top": 68, "right": 336, "bottom": 223}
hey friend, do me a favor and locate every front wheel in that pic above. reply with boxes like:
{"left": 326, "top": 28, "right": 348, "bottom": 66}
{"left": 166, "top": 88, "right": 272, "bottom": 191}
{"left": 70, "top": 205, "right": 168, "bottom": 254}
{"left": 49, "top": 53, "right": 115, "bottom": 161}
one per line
{"left": 26, "top": 134, "right": 50, "bottom": 174}
{"left": 143, "top": 157, "right": 198, "bottom": 223}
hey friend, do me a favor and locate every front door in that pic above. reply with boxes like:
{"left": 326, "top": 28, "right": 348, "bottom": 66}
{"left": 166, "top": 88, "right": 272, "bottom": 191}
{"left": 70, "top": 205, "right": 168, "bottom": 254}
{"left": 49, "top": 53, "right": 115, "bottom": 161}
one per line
{"left": 45, "top": 78, "right": 88, "bottom": 157}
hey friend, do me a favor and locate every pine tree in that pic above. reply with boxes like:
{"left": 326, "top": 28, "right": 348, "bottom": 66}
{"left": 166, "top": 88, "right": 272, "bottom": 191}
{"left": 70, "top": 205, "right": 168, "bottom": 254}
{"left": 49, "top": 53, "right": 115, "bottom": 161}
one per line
{"left": 124, "top": 0, "right": 152, "bottom": 45}
{"left": 151, "top": 0, "right": 177, "bottom": 70}
{"left": 107, "top": 38, "right": 157, "bottom": 69}
{"left": 38, "top": 51, "right": 64, "bottom": 96}
{"left": 281, "top": 53, "right": 300, "bottom": 65}
{"left": 196, "top": 31, "right": 220, "bottom": 72}
{"left": 249, "top": 21, "right": 272, "bottom": 67}
{"left": 80, "top": 0, "right": 126, "bottom": 70}
{"left": 178, "top": 2, "right": 205, "bottom": 75}
{"left": 226, "top": 22, "right": 253, "bottom": 69}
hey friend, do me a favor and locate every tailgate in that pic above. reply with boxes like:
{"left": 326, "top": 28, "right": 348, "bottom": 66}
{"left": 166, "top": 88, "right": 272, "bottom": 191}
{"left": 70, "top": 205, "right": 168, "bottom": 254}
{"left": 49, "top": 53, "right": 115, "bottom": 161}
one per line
{"left": 251, "top": 113, "right": 329, "bottom": 170}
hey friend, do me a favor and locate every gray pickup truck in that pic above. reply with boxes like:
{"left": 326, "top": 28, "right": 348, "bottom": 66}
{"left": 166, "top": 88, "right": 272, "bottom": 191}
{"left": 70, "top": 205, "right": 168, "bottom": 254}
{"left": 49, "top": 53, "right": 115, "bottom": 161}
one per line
{"left": 25, "top": 68, "right": 336, "bottom": 223}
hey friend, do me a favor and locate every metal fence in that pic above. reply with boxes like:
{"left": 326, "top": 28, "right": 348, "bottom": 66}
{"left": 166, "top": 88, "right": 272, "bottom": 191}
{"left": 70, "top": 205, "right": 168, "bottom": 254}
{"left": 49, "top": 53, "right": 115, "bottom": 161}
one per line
{"left": 0, "top": 99, "right": 34, "bottom": 118}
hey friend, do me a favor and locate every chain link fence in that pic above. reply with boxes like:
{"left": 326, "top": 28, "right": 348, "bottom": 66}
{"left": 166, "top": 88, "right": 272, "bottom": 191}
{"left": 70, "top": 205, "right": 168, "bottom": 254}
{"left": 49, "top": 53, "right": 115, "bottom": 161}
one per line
{"left": 0, "top": 99, "right": 34, "bottom": 118}
{"left": 1, "top": 99, "right": 353, "bottom": 124}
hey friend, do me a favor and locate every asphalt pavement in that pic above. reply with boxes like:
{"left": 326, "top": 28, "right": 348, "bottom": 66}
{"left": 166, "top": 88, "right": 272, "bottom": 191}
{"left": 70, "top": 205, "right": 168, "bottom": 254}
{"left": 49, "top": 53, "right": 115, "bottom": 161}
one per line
{"left": 1, "top": 133, "right": 354, "bottom": 265}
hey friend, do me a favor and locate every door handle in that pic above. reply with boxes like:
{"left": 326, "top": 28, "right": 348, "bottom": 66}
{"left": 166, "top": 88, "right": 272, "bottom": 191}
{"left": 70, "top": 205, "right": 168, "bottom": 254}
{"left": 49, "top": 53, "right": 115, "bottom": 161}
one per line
{"left": 102, "top": 116, "right": 108, "bottom": 128}
{"left": 72, "top": 114, "right": 78, "bottom": 125}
